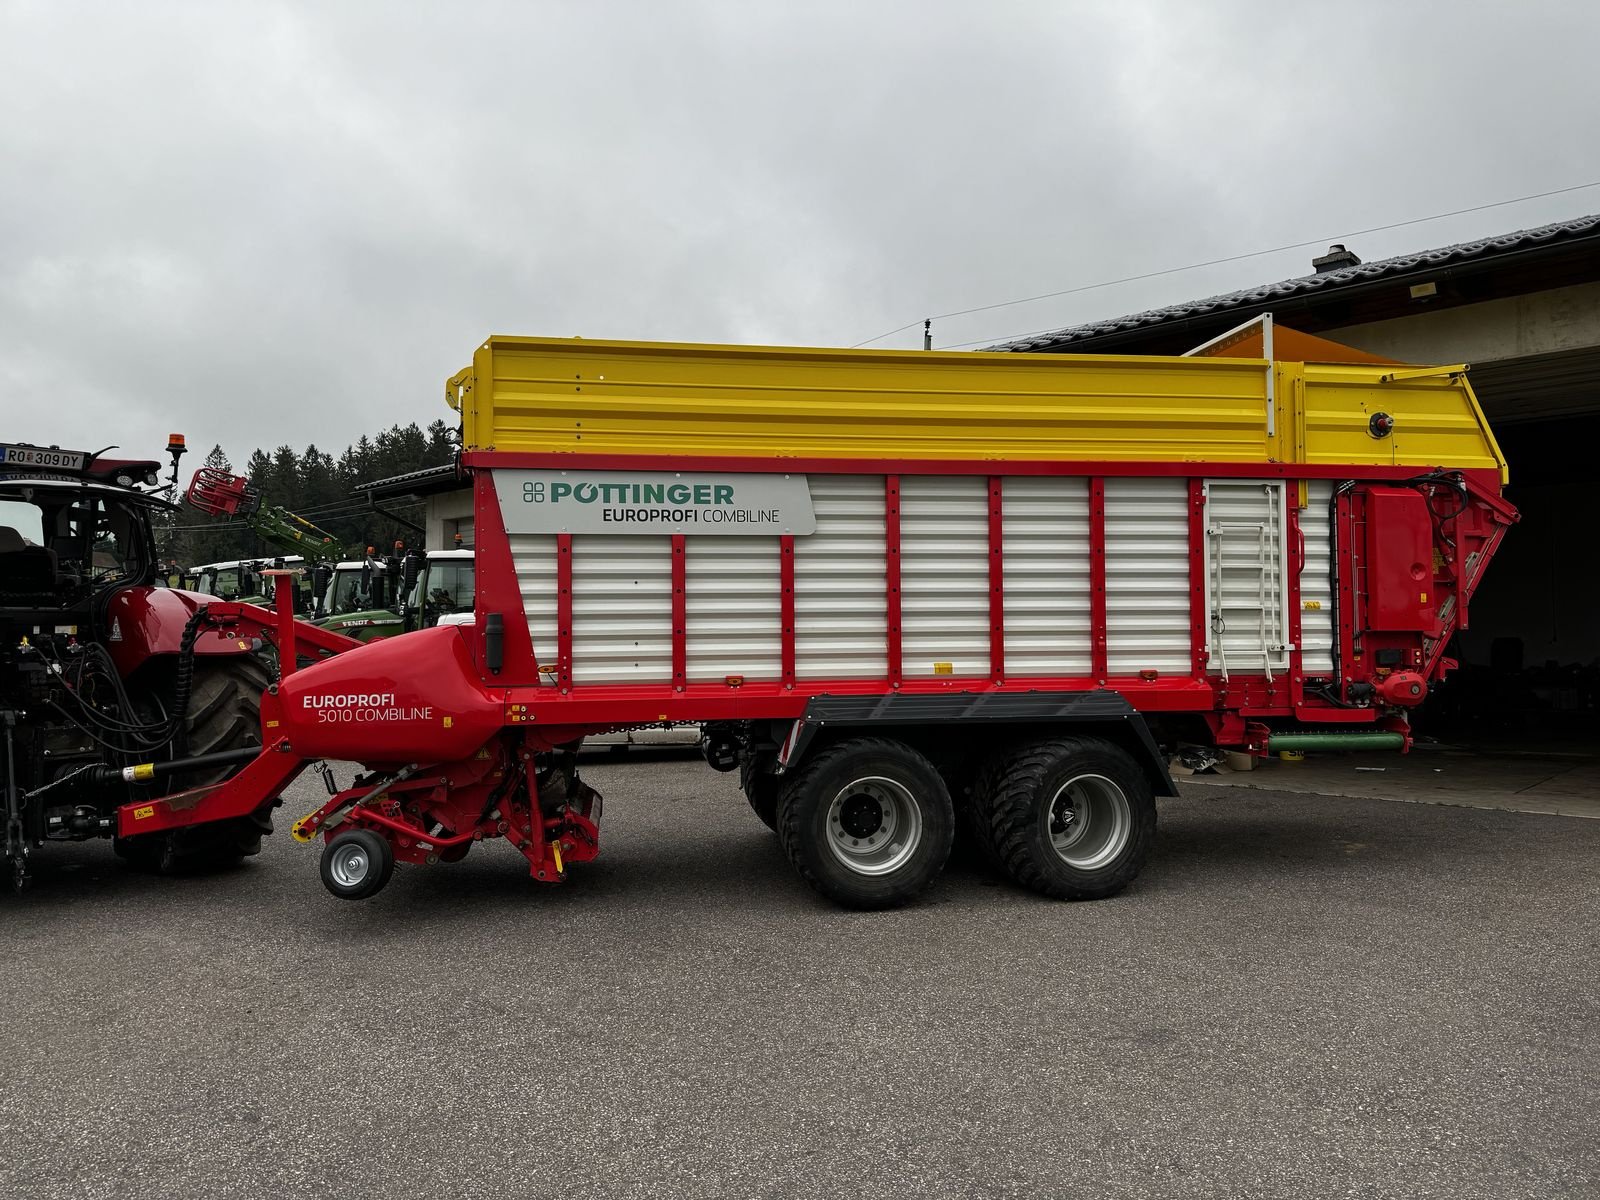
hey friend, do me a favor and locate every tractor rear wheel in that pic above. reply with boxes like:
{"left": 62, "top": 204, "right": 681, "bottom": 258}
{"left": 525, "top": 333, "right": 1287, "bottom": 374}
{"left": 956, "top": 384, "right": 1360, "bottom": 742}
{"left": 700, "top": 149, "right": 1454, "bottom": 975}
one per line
{"left": 776, "top": 738, "right": 953, "bottom": 909}
{"left": 115, "top": 655, "right": 276, "bottom": 874}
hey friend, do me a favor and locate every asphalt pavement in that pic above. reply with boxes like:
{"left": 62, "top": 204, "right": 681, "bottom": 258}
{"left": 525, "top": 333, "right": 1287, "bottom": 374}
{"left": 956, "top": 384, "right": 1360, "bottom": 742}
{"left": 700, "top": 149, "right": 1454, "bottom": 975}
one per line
{"left": 3, "top": 753, "right": 1596, "bottom": 1199}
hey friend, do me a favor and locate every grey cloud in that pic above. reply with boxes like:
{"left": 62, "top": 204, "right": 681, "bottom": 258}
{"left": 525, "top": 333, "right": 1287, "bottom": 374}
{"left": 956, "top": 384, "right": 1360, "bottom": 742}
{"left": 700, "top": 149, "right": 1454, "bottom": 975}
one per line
{"left": 2, "top": 0, "right": 1598, "bottom": 462}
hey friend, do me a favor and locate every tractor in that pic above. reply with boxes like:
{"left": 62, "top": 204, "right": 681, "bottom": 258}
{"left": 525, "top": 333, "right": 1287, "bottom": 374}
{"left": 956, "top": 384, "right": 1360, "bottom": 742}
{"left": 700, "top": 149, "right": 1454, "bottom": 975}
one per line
{"left": 0, "top": 438, "right": 357, "bottom": 889}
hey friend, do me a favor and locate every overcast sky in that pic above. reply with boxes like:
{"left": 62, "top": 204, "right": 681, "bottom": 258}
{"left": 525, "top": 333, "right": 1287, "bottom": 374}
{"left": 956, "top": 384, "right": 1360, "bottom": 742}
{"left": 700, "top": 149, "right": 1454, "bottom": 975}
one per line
{"left": 3, "top": 0, "right": 1599, "bottom": 467}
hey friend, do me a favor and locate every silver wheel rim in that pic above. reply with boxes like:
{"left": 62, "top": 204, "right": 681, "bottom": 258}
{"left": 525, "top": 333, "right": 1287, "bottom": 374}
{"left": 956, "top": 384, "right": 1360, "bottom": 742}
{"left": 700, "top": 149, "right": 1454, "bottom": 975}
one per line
{"left": 329, "top": 842, "right": 372, "bottom": 888}
{"left": 824, "top": 776, "right": 923, "bottom": 876}
{"left": 1043, "top": 774, "right": 1132, "bottom": 870}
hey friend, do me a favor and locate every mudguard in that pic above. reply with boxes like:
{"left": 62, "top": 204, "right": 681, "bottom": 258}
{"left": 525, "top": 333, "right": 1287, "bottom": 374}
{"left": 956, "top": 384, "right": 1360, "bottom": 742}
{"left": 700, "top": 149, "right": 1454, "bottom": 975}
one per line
{"left": 103, "top": 586, "right": 264, "bottom": 676}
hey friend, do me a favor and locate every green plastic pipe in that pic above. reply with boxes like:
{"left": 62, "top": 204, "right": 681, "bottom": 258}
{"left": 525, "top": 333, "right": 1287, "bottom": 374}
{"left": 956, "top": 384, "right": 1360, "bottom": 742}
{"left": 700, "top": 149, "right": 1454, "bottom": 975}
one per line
{"left": 1266, "top": 731, "right": 1407, "bottom": 753}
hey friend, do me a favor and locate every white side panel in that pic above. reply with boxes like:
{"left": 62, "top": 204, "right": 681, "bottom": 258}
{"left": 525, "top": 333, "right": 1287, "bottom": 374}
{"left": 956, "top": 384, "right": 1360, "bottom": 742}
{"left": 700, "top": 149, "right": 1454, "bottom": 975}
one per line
{"left": 1104, "top": 478, "right": 1192, "bottom": 676}
{"left": 510, "top": 533, "right": 559, "bottom": 683}
{"left": 686, "top": 536, "right": 782, "bottom": 682}
{"left": 901, "top": 475, "right": 990, "bottom": 678}
{"left": 570, "top": 535, "right": 674, "bottom": 685}
{"left": 1299, "top": 480, "right": 1336, "bottom": 676}
{"left": 1204, "top": 480, "right": 1291, "bottom": 678}
{"left": 794, "top": 475, "right": 887, "bottom": 680}
{"left": 1002, "top": 476, "right": 1092, "bottom": 676}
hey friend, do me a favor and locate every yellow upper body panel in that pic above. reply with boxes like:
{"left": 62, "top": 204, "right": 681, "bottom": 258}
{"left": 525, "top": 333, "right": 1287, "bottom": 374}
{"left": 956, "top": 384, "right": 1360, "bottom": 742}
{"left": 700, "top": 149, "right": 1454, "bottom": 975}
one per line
{"left": 451, "top": 336, "right": 1507, "bottom": 480}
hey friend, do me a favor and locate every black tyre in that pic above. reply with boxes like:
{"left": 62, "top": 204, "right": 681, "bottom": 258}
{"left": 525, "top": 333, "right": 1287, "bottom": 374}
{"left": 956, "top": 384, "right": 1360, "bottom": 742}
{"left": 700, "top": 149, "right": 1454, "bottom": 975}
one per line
{"left": 740, "top": 758, "right": 780, "bottom": 832}
{"left": 319, "top": 829, "right": 395, "bottom": 900}
{"left": 115, "top": 655, "right": 275, "bottom": 873}
{"left": 776, "top": 738, "right": 954, "bottom": 910}
{"left": 974, "top": 736, "right": 1155, "bottom": 900}
{"left": 957, "top": 750, "right": 1012, "bottom": 872}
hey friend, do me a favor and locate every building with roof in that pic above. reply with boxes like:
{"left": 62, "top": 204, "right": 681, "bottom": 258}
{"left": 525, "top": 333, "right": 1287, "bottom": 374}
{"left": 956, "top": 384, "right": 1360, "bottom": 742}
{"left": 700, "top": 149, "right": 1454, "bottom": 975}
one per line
{"left": 353, "top": 462, "right": 474, "bottom": 549}
{"left": 997, "top": 215, "right": 1600, "bottom": 740}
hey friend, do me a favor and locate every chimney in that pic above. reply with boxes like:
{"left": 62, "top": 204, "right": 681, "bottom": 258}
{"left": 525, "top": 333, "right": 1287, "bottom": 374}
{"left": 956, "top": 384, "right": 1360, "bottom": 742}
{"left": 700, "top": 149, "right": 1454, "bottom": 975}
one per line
{"left": 1312, "top": 243, "right": 1361, "bottom": 274}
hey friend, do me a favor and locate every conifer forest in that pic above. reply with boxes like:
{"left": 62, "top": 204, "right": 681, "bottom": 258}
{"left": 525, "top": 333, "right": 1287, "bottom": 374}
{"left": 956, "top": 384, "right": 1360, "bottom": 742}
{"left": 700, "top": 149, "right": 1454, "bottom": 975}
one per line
{"left": 162, "top": 419, "right": 457, "bottom": 567}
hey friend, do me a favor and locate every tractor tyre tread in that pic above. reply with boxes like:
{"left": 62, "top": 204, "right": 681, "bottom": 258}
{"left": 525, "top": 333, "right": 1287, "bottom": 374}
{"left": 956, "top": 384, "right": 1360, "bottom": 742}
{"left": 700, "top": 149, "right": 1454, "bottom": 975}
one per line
{"left": 740, "top": 758, "right": 780, "bottom": 832}
{"left": 776, "top": 737, "right": 953, "bottom": 910}
{"left": 981, "top": 736, "right": 1156, "bottom": 901}
{"left": 118, "top": 655, "right": 276, "bottom": 874}
{"left": 962, "top": 747, "right": 1020, "bottom": 872}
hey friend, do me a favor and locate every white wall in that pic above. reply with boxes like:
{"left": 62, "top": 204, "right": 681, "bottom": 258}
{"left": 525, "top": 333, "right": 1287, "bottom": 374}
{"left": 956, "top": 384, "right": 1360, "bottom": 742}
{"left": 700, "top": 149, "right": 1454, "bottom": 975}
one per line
{"left": 1331, "top": 281, "right": 1600, "bottom": 365}
{"left": 425, "top": 488, "right": 473, "bottom": 549}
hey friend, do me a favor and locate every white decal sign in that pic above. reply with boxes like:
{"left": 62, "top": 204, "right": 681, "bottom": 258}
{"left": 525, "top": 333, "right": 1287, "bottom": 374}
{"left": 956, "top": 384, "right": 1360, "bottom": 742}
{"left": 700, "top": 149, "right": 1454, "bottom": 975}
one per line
{"left": 495, "top": 470, "right": 816, "bottom": 536}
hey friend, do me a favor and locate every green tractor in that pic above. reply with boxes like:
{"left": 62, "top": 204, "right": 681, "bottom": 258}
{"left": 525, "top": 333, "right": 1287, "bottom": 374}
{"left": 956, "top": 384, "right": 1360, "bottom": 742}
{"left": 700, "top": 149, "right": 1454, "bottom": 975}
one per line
{"left": 183, "top": 467, "right": 473, "bottom": 645}
{"left": 309, "top": 553, "right": 401, "bottom": 642}
{"left": 313, "top": 547, "right": 476, "bottom": 642}
{"left": 187, "top": 555, "right": 311, "bottom": 607}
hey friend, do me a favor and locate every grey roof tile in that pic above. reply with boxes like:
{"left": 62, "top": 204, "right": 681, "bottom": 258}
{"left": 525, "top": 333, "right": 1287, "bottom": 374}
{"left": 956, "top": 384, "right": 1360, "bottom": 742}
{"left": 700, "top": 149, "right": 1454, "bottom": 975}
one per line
{"left": 987, "top": 213, "right": 1600, "bottom": 352}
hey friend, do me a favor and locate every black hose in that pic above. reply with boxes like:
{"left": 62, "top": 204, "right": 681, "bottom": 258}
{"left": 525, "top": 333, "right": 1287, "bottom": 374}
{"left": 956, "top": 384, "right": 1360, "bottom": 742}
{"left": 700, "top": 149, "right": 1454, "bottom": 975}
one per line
{"left": 41, "top": 605, "right": 211, "bottom": 755}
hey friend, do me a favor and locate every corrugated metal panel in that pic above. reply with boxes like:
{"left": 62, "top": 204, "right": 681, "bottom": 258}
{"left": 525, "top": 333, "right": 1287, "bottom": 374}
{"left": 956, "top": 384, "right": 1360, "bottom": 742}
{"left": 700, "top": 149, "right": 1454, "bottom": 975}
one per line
{"left": 1204, "top": 480, "right": 1290, "bottom": 678}
{"left": 1104, "top": 478, "right": 1192, "bottom": 676}
{"left": 461, "top": 337, "right": 1272, "bottom": 462}
{"left": 1299, "top": 364, "right": 1504, "bottom": 478}
{"left": 509, "top": 533, "right": 559, "bottom": 682}
{"left": 901, "top": 475, "right": 990, "bottom": 678}
{"left": 1002, "top": 475, "right": 1092, "bottom": 676}
{"left": 457, "top": 338, "right": 1507, "bottom": 486}
{"left": 686, "top": 536, "right": 782, "bottom": 682}
{"left": 570, "top": 534, "right": 674, "bottom": 685}
{"left": 1466, "top": 344, "right": 1600, "bottom": 424}
{"left": 794, "top": 475, "right": 886, "bottom": 680}
{"left": 1299, "top": 481, "right": 1335, "bottom": 676}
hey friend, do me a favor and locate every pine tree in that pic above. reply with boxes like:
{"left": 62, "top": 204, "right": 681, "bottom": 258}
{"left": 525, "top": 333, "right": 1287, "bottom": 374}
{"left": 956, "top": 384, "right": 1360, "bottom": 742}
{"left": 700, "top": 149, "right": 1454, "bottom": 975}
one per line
{"left": 158, "top": 420, "right": 459, "bottom": 568}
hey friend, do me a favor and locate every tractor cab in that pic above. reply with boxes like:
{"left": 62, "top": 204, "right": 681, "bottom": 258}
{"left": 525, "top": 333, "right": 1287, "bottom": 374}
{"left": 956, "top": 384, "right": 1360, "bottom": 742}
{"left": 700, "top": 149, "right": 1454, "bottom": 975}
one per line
{"left": 319, "top": 558, "right": 388, "bottom": 616}
{"left": 311, "top": 554, "right": 403, "bottom": 641}
{"left": 0, "top": 443, "right": 168, "bottom": 607}
{"left": 192, "top": 559, "right": 258, "bottom": 602}
{"left": 403, "top": 549, "right": 476, "bottom": 631}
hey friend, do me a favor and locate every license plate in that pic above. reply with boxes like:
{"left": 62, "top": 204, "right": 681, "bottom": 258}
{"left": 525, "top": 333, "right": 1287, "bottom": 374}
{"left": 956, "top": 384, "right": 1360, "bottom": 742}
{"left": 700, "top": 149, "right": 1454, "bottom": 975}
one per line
{"left": 0, "top": 444, "right": 87, "bottom": 470}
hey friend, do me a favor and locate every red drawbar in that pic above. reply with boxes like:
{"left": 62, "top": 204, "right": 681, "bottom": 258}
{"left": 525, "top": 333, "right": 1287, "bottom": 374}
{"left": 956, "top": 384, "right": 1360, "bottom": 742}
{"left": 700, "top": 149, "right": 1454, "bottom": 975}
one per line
{"left": 780, "top": 535, "right": 796, "bottom": 687}
{"left": 556, "top": 534, "right": 574, "bottom": 687}
{"left": 671, "top": 534, "right": 687, "bottom": 689}
{"left": 885, "top": 475, "right": 902, "bottom": 685}
{"left": 1089, "top": 478, "right": 1107, "bottom": 681}
{"left": 988, "top": 477, "right": 1005, "bottom": 682}
{"left": 1187, "top": 479, "right": 1208, "bottom": 676}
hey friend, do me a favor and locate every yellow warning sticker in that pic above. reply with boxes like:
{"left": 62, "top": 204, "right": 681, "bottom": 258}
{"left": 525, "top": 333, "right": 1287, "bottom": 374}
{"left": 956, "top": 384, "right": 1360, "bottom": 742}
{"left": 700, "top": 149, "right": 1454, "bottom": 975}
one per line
{"left": 133, "top": 805, "right": 155, "bottom": 821}
{"left": 1303, "top": 600, "right": 1323, "bottom": 610}
{"left": 132, "top": 763, "right": 156, "bottom": 782}
{"left": 443, "top": 715, "right": 454, "bottom": 728}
